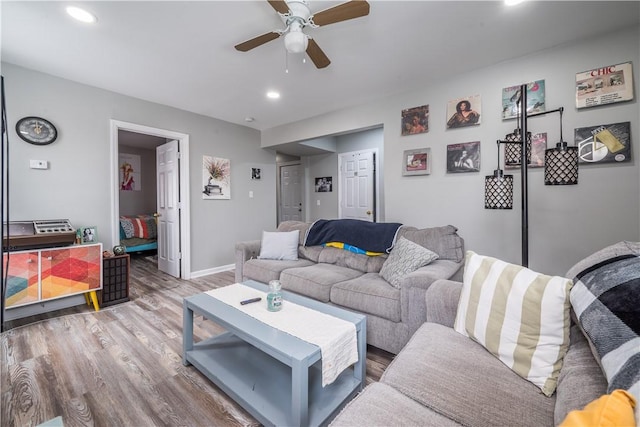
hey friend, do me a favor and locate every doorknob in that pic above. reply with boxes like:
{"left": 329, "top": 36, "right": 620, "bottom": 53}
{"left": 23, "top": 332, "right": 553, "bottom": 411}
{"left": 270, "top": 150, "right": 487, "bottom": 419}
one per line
{"left": 366, "top": 210, "right": 372, "bottom": 215}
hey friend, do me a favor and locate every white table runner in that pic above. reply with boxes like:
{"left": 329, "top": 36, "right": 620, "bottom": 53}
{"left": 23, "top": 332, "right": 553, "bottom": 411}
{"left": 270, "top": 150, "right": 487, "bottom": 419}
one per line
{"left": 205, "top": 283, "right": 358, "bottom": 387}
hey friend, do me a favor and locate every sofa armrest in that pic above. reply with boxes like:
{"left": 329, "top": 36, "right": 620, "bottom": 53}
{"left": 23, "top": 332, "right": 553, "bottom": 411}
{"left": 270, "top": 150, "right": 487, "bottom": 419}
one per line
{"left": 234, "top": 240, "right": 261, "bottom": 283}
{"left": 425, "top": 279, "right": 463, "bottom": 327}
{"left": 399, "top": 259, "right": 464, "bottom": 336}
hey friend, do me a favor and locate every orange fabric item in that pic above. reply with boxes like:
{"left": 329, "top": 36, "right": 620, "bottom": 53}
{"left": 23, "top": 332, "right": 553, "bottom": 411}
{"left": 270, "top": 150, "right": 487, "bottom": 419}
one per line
{"left": 560, "top": 389, "right": 636, "bottom": 427}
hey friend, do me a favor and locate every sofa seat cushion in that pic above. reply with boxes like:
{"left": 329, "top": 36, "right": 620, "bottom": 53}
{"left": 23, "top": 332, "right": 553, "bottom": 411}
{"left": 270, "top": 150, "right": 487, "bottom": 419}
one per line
{"left": 382, "top": 322, "right": 556, "bottom": 427}
{"left": 330, "top": 273, "right": 401, "bottom": 322}
{"left": 330, "top": 382, "right": 462, "bottom": 427}
{"left": 242, "top": 258, "right": 314, "bottom": 284}
{"left": 280, "top": 263, "right": 364, "bottom": 302}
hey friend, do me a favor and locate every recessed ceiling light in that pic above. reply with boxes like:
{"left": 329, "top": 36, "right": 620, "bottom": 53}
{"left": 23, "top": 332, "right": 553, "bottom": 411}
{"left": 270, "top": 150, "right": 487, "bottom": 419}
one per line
{"left": 245, "top": 117, "right": 255, "bottom": 122}
{"left": 504, "top": 0, "right": 525, "bottom": 5}
{"left": 266, "top": 91, "right": 280, "bottom": 99}
{"left": 66, "top": 6, "right": 97, "bottom": 23}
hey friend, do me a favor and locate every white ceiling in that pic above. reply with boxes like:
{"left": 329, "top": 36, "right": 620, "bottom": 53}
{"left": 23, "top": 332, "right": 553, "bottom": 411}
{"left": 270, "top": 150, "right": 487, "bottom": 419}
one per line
{"left": 2, "top": 1, "right": 639, "bottom": 132}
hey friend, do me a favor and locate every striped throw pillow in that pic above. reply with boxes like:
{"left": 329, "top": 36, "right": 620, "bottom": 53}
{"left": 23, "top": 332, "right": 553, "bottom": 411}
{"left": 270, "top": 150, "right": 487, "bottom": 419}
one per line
{"left": 454, "top": 251, "right": 573, "bottom": 396}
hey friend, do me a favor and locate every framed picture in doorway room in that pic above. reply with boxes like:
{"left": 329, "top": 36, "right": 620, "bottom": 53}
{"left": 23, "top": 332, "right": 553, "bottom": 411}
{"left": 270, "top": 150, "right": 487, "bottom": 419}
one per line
{"left": 402, "top": 148, "right": 431, "bottom": 176}
{"left": 315, "top": 177, "right": 332, "bottom": 192}
{"left": 80, "top": 226, "right": 98, "bottom": 244}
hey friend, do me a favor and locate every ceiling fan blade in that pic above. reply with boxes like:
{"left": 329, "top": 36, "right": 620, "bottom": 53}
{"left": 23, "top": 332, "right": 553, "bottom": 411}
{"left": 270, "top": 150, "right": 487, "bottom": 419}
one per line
{"left": 267, "top": 0, "right": 290, "bottom": 14}
{"left": 235, "top": 32, "right": 281, "bottom": 52}
{"left": 312, "top": 1, "right": 370, "bottom": 27}
{"left": 306, "top": 39, "right": 331, "bottom": 69}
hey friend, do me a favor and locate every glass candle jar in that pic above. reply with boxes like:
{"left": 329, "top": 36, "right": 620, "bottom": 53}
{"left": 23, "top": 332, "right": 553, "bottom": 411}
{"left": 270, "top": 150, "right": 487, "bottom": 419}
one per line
{"left": 267, "top": 280, "right": 283, "bottom": 312}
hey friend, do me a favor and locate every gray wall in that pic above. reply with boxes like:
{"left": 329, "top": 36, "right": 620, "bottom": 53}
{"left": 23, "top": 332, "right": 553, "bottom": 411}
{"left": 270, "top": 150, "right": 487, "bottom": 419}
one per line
{"left": 262, "top": 26, "right": 640, "bottom": 276}
{"left": 3, "top": 63, "right": 277, "bottom": 273}
{"left": 118, "top": 144, "right": 157, "bottom": 216}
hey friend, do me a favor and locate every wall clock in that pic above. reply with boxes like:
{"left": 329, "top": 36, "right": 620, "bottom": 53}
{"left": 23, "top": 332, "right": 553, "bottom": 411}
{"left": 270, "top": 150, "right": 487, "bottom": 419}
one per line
{"left": 16, "top": 116, "right": 58, "bottom": 145}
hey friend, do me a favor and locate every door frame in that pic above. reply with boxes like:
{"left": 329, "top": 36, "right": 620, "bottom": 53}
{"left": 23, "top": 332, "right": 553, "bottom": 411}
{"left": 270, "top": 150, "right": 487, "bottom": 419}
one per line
{"left": 109, "top": 119, "right": 192, "bottom": 279}
{"left": 338, "top": 148, "right": 380, "bottom": 221}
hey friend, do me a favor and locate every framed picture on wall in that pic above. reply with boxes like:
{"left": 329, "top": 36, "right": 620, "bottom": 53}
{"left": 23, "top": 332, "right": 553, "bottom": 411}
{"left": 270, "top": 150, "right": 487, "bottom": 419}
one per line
{"left": 401, "top": 105, "right": 429, "bottom": 136}
{"left": 502, "top": 80, "right": 545, "bottom": 120}
{"left": 575, "top": 122, "right": 631, "bottom": 164}
{"left": 315, "top": 177, "right": 332, "bottom": 192}
{"left": 119, "top": 153, "right": 141, "bottom": 191}
{"left": 402, "top": 148, "right": 431, "bottom": 176}
{"left": 202, "top": 156, "right": 231, "bottom": 200}
{"left": 446, "top": 141, "right": 480, "bottom": 173}
{"left": 80, "top": 226, "right": 98, "bottom": 244}
{"left": 575, "top": 62, "right": 633, "bottom": 109}
{"left": 446, "top": 95, "right": 481, "bottom": 129}
{"left": 251, "top": 168, "right": 261, "bottom": 180}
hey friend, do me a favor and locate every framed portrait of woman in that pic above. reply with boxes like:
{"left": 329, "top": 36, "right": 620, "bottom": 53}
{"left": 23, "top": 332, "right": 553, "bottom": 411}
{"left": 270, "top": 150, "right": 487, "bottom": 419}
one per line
{"left": 446, "top": 95, "right": 481, "bottom": 129}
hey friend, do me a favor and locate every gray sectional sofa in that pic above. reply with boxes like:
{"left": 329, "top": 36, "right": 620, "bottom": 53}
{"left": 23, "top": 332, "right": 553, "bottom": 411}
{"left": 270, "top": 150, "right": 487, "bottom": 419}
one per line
{"left": 331, "top": 240, "right": 640, "bottom": 426}
{"left": 330, "top": 278, "right": 608, "bottom": 426}
{"left": 235, "top": 220, "right": 465, "bottom": 354}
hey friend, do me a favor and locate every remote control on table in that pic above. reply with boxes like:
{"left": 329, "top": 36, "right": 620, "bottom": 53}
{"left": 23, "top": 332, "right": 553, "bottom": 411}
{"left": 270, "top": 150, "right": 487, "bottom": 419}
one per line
{"left": 240, "top": 297, "right": 261, "bottom": 305}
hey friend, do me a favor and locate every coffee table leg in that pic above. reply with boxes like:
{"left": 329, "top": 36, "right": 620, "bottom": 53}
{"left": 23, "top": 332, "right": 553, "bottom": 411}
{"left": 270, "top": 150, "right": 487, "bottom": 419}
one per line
{"left": 291, "top": 358, "right": 309, "bottom": 426}
{"left": 355, "top": 319, "right": 367, "bottom": 390}
{"left": 183, "top": 301, "right": 194, "bottom": 366}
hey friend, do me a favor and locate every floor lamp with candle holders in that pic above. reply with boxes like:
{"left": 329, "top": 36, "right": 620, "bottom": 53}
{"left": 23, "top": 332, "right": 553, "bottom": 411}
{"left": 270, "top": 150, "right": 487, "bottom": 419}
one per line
{"left": 484, "top": 84, "right": 579, "bottom": 268}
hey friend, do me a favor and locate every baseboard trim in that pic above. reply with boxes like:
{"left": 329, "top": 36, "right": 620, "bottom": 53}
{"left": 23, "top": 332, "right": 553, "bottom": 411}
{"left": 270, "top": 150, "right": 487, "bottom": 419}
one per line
{"left": 190, "top": 263, "right": 234, "bottom": 279}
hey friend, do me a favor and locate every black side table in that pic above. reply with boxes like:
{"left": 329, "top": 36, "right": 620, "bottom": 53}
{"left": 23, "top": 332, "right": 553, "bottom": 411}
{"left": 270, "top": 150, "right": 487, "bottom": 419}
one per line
{"left": 100, "top": 254, "right": 130, "bottom": 307}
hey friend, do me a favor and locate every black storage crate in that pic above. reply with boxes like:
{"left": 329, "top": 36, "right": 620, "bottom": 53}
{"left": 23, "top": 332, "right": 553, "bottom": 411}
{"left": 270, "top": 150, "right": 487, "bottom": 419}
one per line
{"left": 100, "top": 254, "right": 130, "bottom": 307}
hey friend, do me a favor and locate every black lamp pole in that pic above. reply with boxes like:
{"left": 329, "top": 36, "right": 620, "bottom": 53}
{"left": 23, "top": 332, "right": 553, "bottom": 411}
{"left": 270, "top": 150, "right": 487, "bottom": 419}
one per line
{"left": 519, "top": 84, "right": 529, "bottom": 267}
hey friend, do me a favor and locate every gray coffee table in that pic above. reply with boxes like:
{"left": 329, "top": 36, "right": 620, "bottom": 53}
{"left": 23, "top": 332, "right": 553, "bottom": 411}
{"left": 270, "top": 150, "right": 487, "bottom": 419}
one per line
{"left": 183, "top": 280, "right": 367, "bottom": 427}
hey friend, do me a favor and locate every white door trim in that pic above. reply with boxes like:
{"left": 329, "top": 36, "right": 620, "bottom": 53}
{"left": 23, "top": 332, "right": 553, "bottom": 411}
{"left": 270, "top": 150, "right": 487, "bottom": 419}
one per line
{"left": 338, "top": 148, "right": 380, "bottom": 221}
{"left": 109, "top": 119, "right": 192, "bottom": 279}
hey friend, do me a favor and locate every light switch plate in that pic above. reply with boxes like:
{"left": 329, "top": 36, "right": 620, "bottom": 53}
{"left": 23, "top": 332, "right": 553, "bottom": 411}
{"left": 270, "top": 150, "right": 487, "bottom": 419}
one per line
{"left": 30, "top": 160, "right": 48, "bottom": 169}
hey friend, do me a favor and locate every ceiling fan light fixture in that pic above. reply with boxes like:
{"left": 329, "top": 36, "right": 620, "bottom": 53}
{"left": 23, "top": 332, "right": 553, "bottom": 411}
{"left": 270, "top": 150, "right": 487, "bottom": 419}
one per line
{"left": 284, "top": 29, "right": 308, "bottom": 54}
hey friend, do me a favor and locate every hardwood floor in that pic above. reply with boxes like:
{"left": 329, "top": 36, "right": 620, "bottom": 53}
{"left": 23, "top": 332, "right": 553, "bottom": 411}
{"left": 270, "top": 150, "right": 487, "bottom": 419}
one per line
{"left": 1, "top": 254, "right": 393, "bottom": 426}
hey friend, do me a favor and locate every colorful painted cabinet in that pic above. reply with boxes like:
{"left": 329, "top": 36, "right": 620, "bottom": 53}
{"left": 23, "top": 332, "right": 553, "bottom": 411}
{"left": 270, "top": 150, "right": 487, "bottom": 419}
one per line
{"left": 3, "top": 244, "right": 102, "bottom": 308}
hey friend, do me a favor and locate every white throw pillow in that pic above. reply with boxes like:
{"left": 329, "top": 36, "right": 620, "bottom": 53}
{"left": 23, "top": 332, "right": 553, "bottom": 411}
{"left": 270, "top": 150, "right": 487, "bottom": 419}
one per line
{"left": 258, "top": 230, "right": 299, "bottom": 261}
{"left": 379, "top": 237, "right": 439, "bottom": 288}
{"left": 454, "top": 251, "right": 573, "bottom": 397}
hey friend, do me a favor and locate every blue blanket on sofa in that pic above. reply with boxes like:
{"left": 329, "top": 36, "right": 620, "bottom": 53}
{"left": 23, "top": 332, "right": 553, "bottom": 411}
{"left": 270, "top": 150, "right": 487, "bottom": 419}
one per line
{"left": 304, "top": 219, "right": 403, "bottom": 253}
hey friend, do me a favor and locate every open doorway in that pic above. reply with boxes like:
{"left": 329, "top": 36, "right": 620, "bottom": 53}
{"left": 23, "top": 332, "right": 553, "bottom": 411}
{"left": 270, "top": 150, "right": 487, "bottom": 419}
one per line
{"left": 109, "top": 120, "right": 192, "bottom": 280}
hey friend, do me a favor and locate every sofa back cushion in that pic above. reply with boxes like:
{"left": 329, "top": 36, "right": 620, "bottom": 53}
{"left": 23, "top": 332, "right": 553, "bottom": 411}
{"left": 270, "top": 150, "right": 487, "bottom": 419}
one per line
{"left": 276, "top": 221, "right": 310, "bottom": 245}
{"left": 318, "top": 246, "right": 387, "bottom": 273}
{"left": 454, "top": 251, "right": 573, "bottom": 397}
{"left": 397, "top": 225, "right": 464, "bottom": 262}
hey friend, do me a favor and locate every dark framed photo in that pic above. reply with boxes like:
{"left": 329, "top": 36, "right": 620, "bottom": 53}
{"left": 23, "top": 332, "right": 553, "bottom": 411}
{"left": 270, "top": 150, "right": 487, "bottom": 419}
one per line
{"left": 315, "top": 177, "right": 332, "bottom": 192}
{"left": 251, "top": 168, "right": 261, "bottom": 180}
{"left": 401, "top": 105, "right": 429, "bottom": 136}
{"left": 575, "top": 122, "right": 631, "bottom": 164}
{"left": 447, "top": 141, "right": 481, "bottom": 173}
{"left": 402, "top": 148, "right": 431, "bottom": 176}
{"left": 80, "top": 226, "right": 98, "bottom": 244}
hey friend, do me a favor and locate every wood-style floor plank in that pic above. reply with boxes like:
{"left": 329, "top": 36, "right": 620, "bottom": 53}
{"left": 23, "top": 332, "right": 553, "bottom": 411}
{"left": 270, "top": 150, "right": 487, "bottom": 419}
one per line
{"left": 1, "top": 254, "right": 393, "bottom": 426}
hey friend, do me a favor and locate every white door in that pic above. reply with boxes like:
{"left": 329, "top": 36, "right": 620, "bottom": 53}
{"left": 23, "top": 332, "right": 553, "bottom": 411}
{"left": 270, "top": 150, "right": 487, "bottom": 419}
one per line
{"left": 156, "top": 140, "right": 181, "bottom": 277}
{"left": 279, "top": 164, "right": 304, "bottom": 222}
{"left": 339, "top": 150, "right": 375, "bottom": 222}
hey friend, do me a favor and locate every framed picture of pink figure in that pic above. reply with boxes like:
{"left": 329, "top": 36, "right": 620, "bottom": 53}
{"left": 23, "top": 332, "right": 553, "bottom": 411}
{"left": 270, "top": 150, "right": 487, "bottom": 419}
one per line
{"left": 402, "top": 148, "right": 431, "bottom": 176}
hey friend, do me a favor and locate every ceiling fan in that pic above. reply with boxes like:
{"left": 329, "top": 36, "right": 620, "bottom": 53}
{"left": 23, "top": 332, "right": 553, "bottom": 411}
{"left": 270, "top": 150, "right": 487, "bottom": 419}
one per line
{"left": 234, "top": 0, "right": 370, "bottom": 69}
